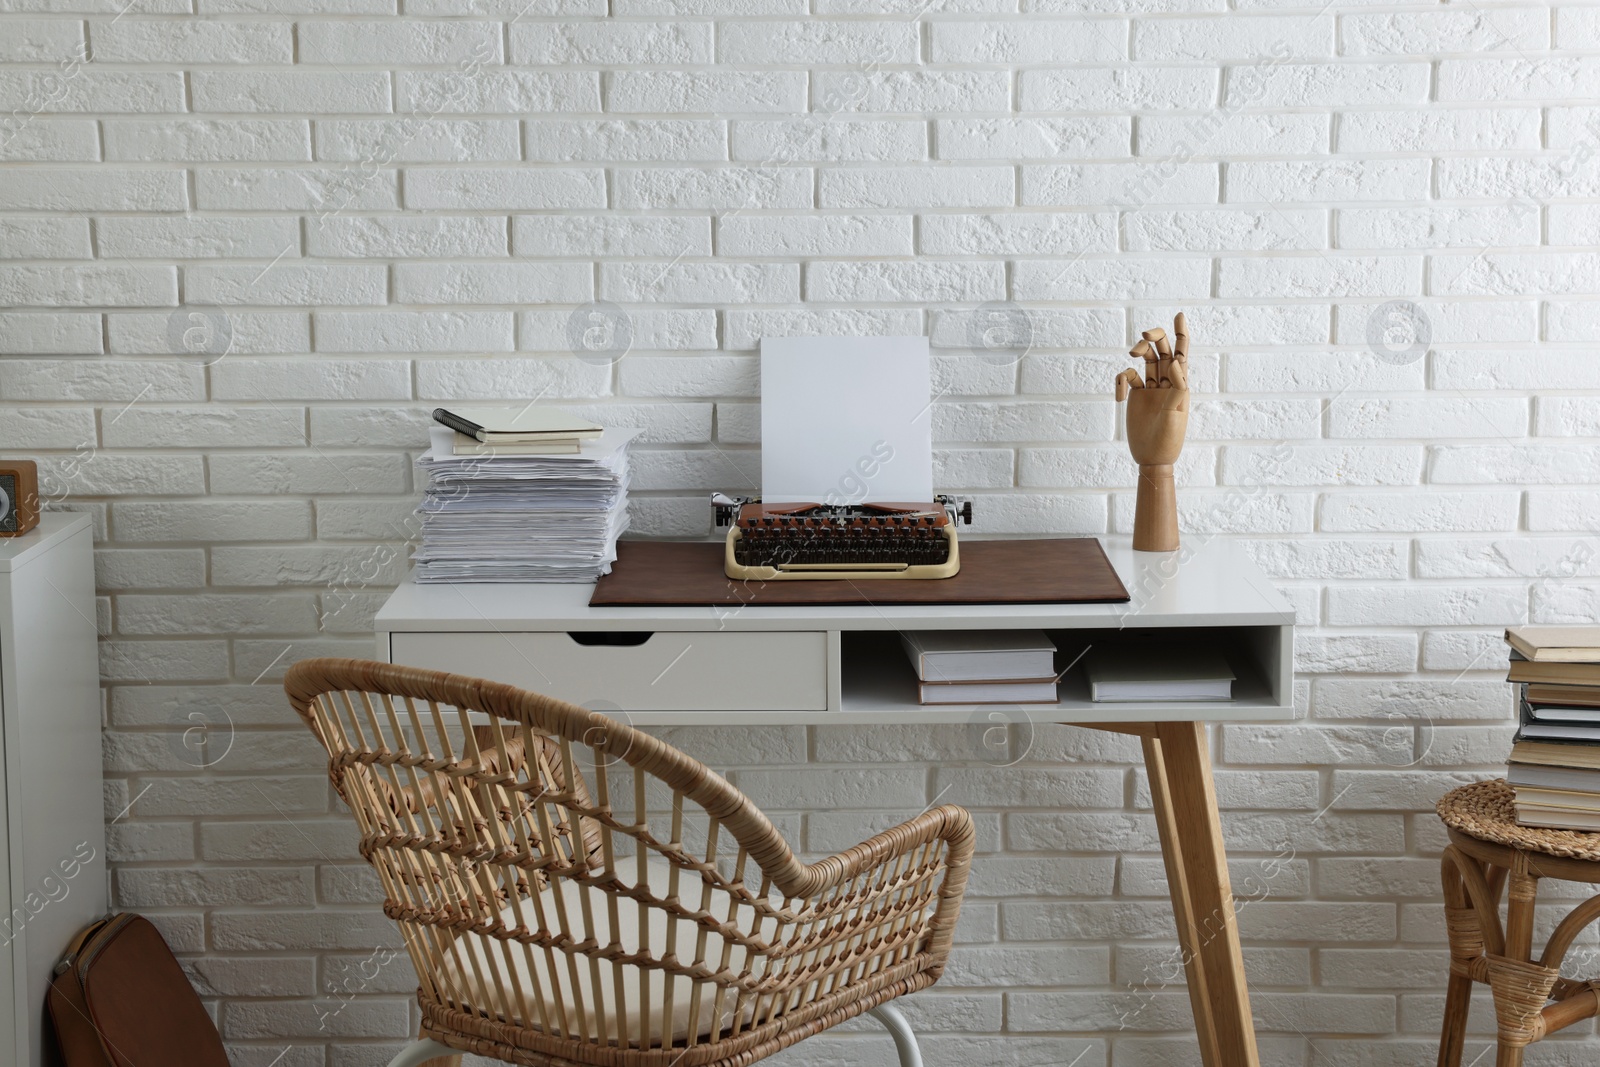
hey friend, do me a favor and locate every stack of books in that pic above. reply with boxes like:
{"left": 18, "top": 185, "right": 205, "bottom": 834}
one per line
{"left": 900, "top": 630, "right": 1059, "bottom": 705}
{"left": 1505, "top": 626, "right": 1600, "bottom": 830}
{"left": 413, "top": 406, "right": 636, "bottom": 583}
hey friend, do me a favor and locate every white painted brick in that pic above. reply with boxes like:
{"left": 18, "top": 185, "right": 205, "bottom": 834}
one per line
{"left": 1222, "top": 445, "right": 1422, "bottom": 487}
{"left": 519, "top": 308, "right": 715, "bottom": 352}
{"left": 394, "top": 70, "right": 599, "bottom": 114}
{"left": 723, "top": 308, "right": 923, "bottom": 350}
{"left": 415, "top": 356, "right": 609, "bottom": 399}
{"left": 1296, "top": 634, "right": 1419, "bottom": 674}
{"left": 95, "top": 547, "right": 205, "bottom": 589}
{"left": 1225, "top": 352, "right": 1422, "bottom": 394}
{"left": 106, "top": 310, "right": 310, "bottom": 354}
{"left": 1435, "top": 350, "right": 1600, "bottom": 390}
{"left": 212, "top": 358, "right": 410, "bottom": 400}
{"left": 0, "top": 358, "right": 201, "bottom": 400}
{"left": 937, "top": 400, "right": 1112, "bottom": 443}
{"left": 1138, "top": 15, "right": 1331, "bottom": 60}
{"left": 937, "top": 117, "right": 1129, "bottom": 162}
{"left": 315, "top": 311, "right": 513, "bottom": 353}
{"left": 1527, "top": 489, "right": 1600, "bottom": 532}
{"left": 1229, "top": 160, "right": 1430, "bottom": 204}
{"left": 104, "top": 119, "right": 310, "bottom": 162}
{"left": 307, "top": 216, "right": 506, "bottom": 258}
{"left": 299, "top": 21, "right": 502, "bottom": 65}
{"left": 1337, "top": 107, "right": 1540, "bottom": 154}
{"left": 1533, "top": 581, "right": 1600, "bottom": 625}
{"left": 103, "top": 406, "right": 306, "bottom": 449}
{"left": 1319, "top": 491, "right": 1519, "bottom": 533}
{"left": 600, "top": 262, "right": 796, "bottom": 303}
{"left": 1013, "top": 256, "right": 1211, "bottom": 301}
{"left": 820, "top": 166, "right": 1013, "bottom": 209}
{"left": 209, "top": 453, "right": 409, "bottom": 495}
{"left": 186, "top": 264, "right": 386, "bottom": 306}
{"left": 1439, "top": 251, "right": 1600, "bottom": 296}
{"left": 1, "top": 18, "right": 83, "bottom": 61}
{"left": 90, "top": 20, "right": 294, "bottom": 63}
{"left": 1112, "top": 489, "right": 1315, "bottom": 534}
{"left": 0, "top": 264, "right": 176, "bottom": 306}
{"left": 512, "top": 21, "right": 709, "bottom": 64}
{"left": 615, "top": 166, "right": 812, "bottom": 210}
{"left": 1416, "top": 537, "right": 1600, "bottom": 580}
{"left": 609, "top": 71, "right": 804, "bottom": 114}
{"left": 1548, "top": 106, "right": 1600, "bottom": 150}
{"left": 931, "top": 307, "right": 1122, "bottom": 349}
{"left": 406, "top": 0, "right": 596, "bottom": 13}
{"left": 404, "top": 167, "right": 604, "bottom": 210}
{"left": 1123, "top": 209, "right": 1326, "bottom": 252}
{"left": 1187, "top": 398, "right": 1323, "bottom": 440}
{"left": 1218, "top": 256, "right": 1421, "bottom": 299}
{"left": 806, "top": 261, "right": 1004, "bottom": 303}
{"left": 731, "top": 119, "right": 925, "bottom": 162}
{"left": 0, "top": 405, "right": 95, "bottom": 448}
{"left": 1540, "top": 395, "right": 1600, "bottom": 438}
{"left": 1021, "top": 68, "right": 1217, "bottom": 111}
{"left": 1183, "top": 304, "right": 1330, "bottom": 347}
{"left": 195, "top": 167, "right": 397, "bottom": 212}
{"left": 1019, "top": 445, "right": 1214, "bottom": 488}
{"left": 1140, "top": 112, "right": 1329, "bottom": 157}
{"left": 1328, "top": 398, "right": 1529, "bottom": 440}
{"left": 392, "top": 262, "right": 591, "bottom": 305}
{"left": 314, "top": 119, "right": 519, "bottom": 163}
{"left": 933, "top": 19, "right": 1128, "bottom": 63}
{"left": 1022, "top": 163, "right": 1218, "bottom": 206}
{"left": 816, "top": 71, "right": 1011, "bottom": 114}
{"left": 620, "top": 356, "right": 754, "bottom": 396}
{"left": 526, "top": 119, "right": 724, "bottom": 162}
{"left": 192, "top": 71, "right": 391, "bottom": 113}
{"left": 515, "top": 214, "right": 708, "bottom": 258}
{"left": 0, "top": 119, "right": 101, "bottom": 161}
{"left": 0, "top": 167, "right": 186, "bottom": 211}
{"left": 1440, "top": 156, "right": 1600, "bottom": 200}
{"left": 1430, "top": 444, "right": 1600, "bottom": 485}
{"left": 1440, "top": 56, "right": 1600, "bottom": 102}
{"left": 98, "top": 217, "right": 300, "bottom": 259}
{"left": 38, "top": 453, "right": 205, "bottom": 497}
{"left": 1338, "top": 207, "right": 1537, "bottom": 251}
{"left": 718, "top": 20, "right": 916, "bottom": 64}
{"left": 719, "top": 215, "right": 911, "bottom": 257}
{"left": 0, "top": 311, "right": 102, "bottom": 353}
{"left": 923, "top": 212, "right": 1116, "bottom": 257}
{"left": 1341, "top": 9, "right": 1548, "bottom": 56}
{"left": 0, "top": 70, "right": 183, "bottom": 112}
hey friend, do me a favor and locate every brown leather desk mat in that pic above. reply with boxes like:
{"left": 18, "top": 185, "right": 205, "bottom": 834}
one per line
{"left": 589, "top": 538, "right": 1130, "bottom": 606}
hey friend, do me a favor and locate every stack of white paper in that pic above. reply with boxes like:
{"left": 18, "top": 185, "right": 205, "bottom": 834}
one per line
{"left": 413, "top": 425, "right": 639, "bottom": 583}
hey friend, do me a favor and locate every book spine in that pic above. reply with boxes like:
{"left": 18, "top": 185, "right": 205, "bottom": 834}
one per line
{"left": 433, "top": 408, "right": 486, "bottom": 442}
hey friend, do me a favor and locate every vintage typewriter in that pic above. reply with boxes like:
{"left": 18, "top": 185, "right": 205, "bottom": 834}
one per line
{"left": 713, "top": 494, "right": 973, "bottom": 581}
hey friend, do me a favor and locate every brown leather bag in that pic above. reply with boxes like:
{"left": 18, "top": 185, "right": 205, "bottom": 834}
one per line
{"left": 47, "top": 913, "right": 231, "bottom": 1067}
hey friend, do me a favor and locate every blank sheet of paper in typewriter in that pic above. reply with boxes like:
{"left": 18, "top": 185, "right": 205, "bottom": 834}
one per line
{"left": 759, "top": 335, "right": 934, "bottom": 504}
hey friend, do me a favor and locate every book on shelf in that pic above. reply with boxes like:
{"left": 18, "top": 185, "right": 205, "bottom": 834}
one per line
{"left": 1506, "top": 626, "right": 1600, "bottom": 663}
{"left": 446, "top": 434, "right": 581, "bottom": 456}
{"left": 899, "top": 629, "right": 1056, "bottom": 683}
{"left": 917, "top": 677, "right": 1058, "bottom": 706}
{"left": 1084, "top": 647, "right": 1234, "bottom": 703}
{"left": 1526, "top": 704, "right": 1600, "bottom": 724}
{"left": 433, "top": 405, "right": 604, "bottom": 445}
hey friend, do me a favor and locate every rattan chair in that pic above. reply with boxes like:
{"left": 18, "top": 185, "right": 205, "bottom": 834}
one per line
{"left": 285, "top": 658, "right": 974, "bottom": 1067}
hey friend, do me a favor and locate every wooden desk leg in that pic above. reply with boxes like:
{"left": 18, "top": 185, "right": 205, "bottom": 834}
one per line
{"left": 1146, "top": 721, "right": 1261, "bottom": 1067}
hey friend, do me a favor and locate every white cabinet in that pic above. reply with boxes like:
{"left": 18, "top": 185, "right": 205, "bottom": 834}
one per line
{"left": 0, "top": 515, "right": 105, "bottom": 1067}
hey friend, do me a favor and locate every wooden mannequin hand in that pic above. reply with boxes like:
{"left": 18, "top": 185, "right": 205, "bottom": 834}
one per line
{"left": 1124, "top": 385, "right": 1189, "bottom": 467}
{"left": 1115, "top": 314, "right": 1192, "bottom": 552}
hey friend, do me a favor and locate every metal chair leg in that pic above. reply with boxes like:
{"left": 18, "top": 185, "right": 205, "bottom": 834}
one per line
{"left": 868, "top": 1002, "right": 922, "bottom": 1067}
{"left": 386, "top": 1037, "right": 458, "bottom": 1067}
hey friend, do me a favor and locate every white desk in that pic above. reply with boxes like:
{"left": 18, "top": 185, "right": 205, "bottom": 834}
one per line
{"left": 375, "top": 536, "right": 1295, "bottom": 1067}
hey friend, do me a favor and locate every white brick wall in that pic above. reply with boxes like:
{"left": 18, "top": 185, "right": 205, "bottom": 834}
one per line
{"left": 0, "top": 1, "right": 1591, "bottom": 1063}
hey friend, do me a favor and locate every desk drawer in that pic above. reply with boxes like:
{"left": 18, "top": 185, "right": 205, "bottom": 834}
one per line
{"left": 388, "top": 631, "right": 828, "bottom": 712}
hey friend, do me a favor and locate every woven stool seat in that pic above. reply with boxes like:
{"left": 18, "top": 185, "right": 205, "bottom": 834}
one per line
{"left": 1437, "top": 779, "right": 1600, "bottom": 862}
{"left": 1434, "top": 778, "right": 1600, "bottom": 1067}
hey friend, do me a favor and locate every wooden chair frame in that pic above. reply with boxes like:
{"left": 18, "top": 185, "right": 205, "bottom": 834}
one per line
{"left": 285, "top": 658, "right": 974, "bottom": 1067}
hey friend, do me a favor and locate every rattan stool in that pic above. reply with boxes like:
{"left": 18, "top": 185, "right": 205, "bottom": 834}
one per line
{"left": 1435, "top": 779, "right": 1600, "bottom": 1066}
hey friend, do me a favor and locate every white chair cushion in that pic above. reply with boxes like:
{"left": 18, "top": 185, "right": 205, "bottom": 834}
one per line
{"left": 439, "top": 856, "right": 780, "bottom": 1045}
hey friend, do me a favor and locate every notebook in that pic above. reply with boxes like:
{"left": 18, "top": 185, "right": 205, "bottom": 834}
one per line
{"left": 1506, "top": 626, "right": 1600, "bottom": 663}
{"left": 433, "top": 405, "right": 603, "bottom": 444}
{"left": 1084, "top": 648, "right": 1235, "bottom": 702}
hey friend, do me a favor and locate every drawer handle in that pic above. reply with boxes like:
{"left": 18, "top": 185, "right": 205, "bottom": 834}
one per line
{"left": 567, "top": 631, "right": 654, "bottom": 647}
